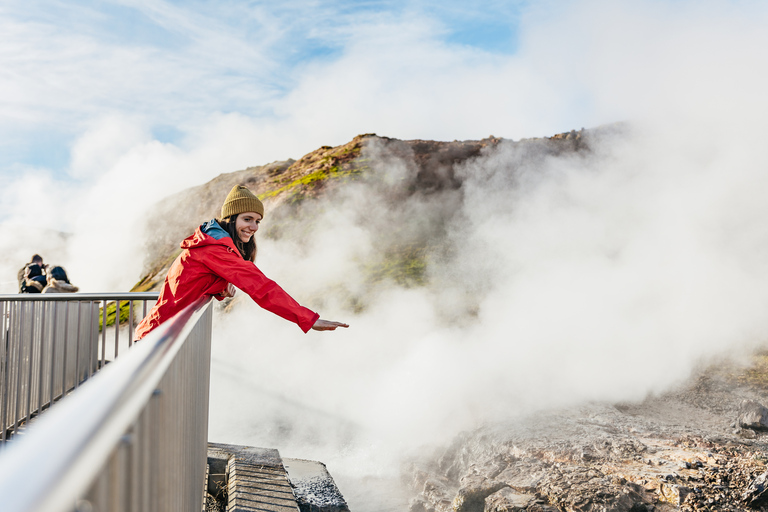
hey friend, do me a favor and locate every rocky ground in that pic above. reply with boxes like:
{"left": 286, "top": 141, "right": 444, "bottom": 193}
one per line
{"left": 406, "top": 354, "right": 768, "bottom": 512}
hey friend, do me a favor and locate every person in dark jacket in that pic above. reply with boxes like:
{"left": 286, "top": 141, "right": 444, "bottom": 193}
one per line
{"left": 134, "top": 185, "right": 348, "bottom": 340}
{"left": 18, "top": 254, "right": 48, "bottom": 293}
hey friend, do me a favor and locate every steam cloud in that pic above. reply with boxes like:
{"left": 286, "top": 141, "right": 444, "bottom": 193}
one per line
{"left": 208, "top": 120, "right": 768, "bottom": 505}
{"left": 206, "top": 2, "right": 768, "bottom": 500}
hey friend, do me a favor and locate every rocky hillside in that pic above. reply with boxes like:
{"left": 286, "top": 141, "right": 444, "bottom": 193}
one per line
{"left": 407, "top": 356, "right": 768, "bottom": 512}
{"left": 133, "top": 129, "right": 590, "bottom": 294}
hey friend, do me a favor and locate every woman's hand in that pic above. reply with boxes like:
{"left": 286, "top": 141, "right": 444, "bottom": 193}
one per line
{"left": 219, "top": 283, "right": 236, "bottom": 298}
{"left": 311, "top": 319, "right": 349, "bottom": 331}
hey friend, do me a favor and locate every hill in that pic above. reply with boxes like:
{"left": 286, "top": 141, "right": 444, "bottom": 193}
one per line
{"left": 133, "top": 129, "right": 591, "bottom": 296}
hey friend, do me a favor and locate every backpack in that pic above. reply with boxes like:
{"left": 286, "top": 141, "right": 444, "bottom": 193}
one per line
{"left": 21, "top": 274, "right": 47, "bottom": 293}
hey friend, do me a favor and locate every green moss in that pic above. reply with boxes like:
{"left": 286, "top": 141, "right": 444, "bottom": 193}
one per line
{"left": 731, "top": 354, "right": 768, "bottom": 389}
{"left": 131, "top": 278, "right": 156, "bottom": 293}
{"left": 254, "top": 140, "right": 367, "bottom": 203}
{"left": 258, "top": 164, "right": 365, "bottom": 202}
{"left": 98, "top": 300, "right": 142, "bottom": 331}
{"left": 331, "top": 144, "right": 362, "bottom": 159}
{"left": 363, "top": 245, "right": 428, "bottom": 288}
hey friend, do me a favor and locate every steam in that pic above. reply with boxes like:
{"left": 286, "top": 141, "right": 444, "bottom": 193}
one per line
{"left": 209, "top": 126, "right": 768, "bottom": 427}
{"left": 208, "top": 129, "right": 768, "bottom": 509}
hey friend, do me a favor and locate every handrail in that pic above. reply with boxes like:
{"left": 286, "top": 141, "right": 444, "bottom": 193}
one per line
{"left": 1, "top": 292, "right": 161, "bottom": 440}
{"left": 0, "top": 295, "right": 212, "bottom": 512}
{"left": 0, "top": 292, "right": 159, "bottom": 301}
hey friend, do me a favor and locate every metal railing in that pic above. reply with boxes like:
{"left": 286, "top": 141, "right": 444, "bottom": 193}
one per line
{"left": 0, "top": 293, "right": 158, "bottom": 442}
{"left": 0, "top": 295, "right": 213, "bottom": 512}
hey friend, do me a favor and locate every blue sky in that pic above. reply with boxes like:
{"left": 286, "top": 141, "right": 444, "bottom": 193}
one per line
{"left": 0, "top": 0, "right": 525, "bottom": 177}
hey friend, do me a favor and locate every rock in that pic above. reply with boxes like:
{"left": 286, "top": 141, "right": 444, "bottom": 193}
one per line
{"left": 282, "top": 458, "right": 350, "bottom": 512}
{"left": 743, "top": 470, "right": 768, "bottom": 507}
{"left": 420, "top": 476, "right": 456, "bottom": 512}
{"left": 408, "top": 497, "right": 430, "bottom": 512}
{"left": 538, "top": 465, "right": 652, "bottom": 512}
{"left": 740, "top": 428, "right": 758, "bottom": 439}
{"left": 495, "top": 461, "right": 548, "bottom": 492}
{"left": 737, "top": 399, "right": 768, "bottom": 431}
{"left": 452, "top": 476, "right": 507, "bottom": 512}
{"left": 483, "top": 487, "right": 535, "bottom": 511}
{"left": 658, "top": 483, "right": 691, "bottom": 505}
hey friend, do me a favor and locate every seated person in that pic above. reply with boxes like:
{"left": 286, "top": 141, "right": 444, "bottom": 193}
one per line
{"left": 42, "top": 266, "right": 79, "bottom": 293}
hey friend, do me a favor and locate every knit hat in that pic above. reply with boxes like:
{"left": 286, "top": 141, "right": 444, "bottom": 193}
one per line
{"left": 221, "top": 185, "right": 264, "bottom": 219}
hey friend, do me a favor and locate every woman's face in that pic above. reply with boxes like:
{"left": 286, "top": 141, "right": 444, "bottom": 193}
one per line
{"left": 235, "top": 212, "right": 262, "bottom": 243}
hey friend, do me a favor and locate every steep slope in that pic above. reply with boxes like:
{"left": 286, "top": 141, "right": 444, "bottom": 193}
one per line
{"left": 133, "top": 129, "right": 590, "bottom": 294}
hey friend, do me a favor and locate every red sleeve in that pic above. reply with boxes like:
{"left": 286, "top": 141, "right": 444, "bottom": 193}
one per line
{"left": 201, "top": 245, "right": 319, "bottom": 333}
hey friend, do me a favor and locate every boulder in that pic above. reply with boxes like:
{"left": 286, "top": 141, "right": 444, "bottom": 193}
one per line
{"left": 484, "top": 487, "right": 535, "bottom": 511}
{"left": 737, "top": 400, "right": 768, "bottom": 431}
{"left": 744, "top": 470, "right": 768, "bottom": 507}
{"left": 658, "top": 483, "right": 691, "bottom": 506}
{"left": 495, "top": 461, "right": 548, "bottom": 492}
{"left": 452, "top": 475, "right": 507, "bottom": 512}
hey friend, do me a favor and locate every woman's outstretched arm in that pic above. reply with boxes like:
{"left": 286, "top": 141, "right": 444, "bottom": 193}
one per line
{"left": 311, "top": 319, "right": 349, "bottom": 331}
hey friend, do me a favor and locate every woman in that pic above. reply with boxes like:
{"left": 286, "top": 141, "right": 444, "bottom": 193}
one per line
{"left": 134, "top": 185, "right": 348, "bottom": 340}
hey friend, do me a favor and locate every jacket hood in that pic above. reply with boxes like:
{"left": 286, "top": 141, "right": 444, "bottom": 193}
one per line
{"left": 42, "top": 279, "right": 79, "bottom": 293}
{"left": 180, "top": 219, "right": 237, "bottom": 251}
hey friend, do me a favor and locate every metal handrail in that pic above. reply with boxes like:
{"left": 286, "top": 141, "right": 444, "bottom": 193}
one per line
{"left": 1, "top": 293, "right": 160, "bottom": 441}
{"left": 0, "top": 295, "right": 212, "bottom": 512}
{"left": 0, "top": 293, "right": 160, "bottom": 301}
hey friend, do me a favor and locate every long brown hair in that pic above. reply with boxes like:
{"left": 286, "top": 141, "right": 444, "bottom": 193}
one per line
{"left": 217, "top": 214, "right": 257, "bottom": 262}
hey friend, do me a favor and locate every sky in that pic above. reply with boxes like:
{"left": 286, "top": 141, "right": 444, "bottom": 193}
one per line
{"left": 0, "top": 0, "right": 538, "bottom": 291}
{"left": 4, "top": 0, "right": 766, "bottom": 293}
{"left": 0, "top": 0, "right": 524, "bottom": 174}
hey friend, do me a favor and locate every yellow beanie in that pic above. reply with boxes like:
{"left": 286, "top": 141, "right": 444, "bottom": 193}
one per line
{"left": 221, "top": 185, "right": 264, "bottom": 219}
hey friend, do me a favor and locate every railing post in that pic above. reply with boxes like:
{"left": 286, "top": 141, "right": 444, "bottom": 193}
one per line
{"left": 48, "top": 303, "right": 58, "bottom": 412}
{"left": 1, "top": 301, "right": 8, "bottom": 443}
{"left": 36, "top": 302, "right": 47, "bottom": 418}
{"left": 13, "top": 303, "right": 25, "bottom": 436}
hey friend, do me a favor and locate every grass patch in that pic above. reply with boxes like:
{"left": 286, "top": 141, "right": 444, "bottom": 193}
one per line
{"left": 257, "top": 141, "right": 367, "bottom": 203}
{"left": 98, "top": 300, "right": 144, "bottom": 331}
{"left": 258, "top": 165, "right": 365, "bottom": 201}
{"left": 363, "top": 244, "right": 428, "bottom": 288}
{"left": 733, "top": 353, "right": 768, "bottom": 389}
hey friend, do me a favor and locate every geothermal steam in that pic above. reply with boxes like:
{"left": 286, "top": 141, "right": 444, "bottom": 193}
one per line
{"left": 207, "top": 124, "right": 768, "bottom": 494}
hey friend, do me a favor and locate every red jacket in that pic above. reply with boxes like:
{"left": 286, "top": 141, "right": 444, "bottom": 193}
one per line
{"left": 134, "top": 220, "right": 319, "bottom": 339}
